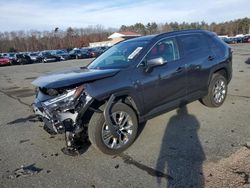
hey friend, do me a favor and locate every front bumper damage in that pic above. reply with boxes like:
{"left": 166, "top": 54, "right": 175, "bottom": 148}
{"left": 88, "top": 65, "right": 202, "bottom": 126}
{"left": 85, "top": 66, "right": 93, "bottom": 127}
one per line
{"left": 32, "top": 103, "right": 78, "bottom": 134}
{"left": 33, "top": 87, "right": 94, "bottom": 152}
{"left": 32, "top": 86, "right": 93, "bottom": 156}
{"left": 32, "top": 85, "right": 119, "bottom": 156}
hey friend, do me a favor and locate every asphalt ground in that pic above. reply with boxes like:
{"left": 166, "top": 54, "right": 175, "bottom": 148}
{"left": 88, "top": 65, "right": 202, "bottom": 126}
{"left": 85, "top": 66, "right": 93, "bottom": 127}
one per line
{"left": 0, "top": 44, "right": 249, "bottom": 187}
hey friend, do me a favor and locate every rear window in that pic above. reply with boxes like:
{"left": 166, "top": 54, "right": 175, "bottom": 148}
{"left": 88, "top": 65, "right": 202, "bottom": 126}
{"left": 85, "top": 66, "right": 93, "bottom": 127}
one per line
{"left": 206, "top": 35, "right": 226, "bottom": 57}
{"left": 178, "top": 34, "right": 208, "bottom": 55}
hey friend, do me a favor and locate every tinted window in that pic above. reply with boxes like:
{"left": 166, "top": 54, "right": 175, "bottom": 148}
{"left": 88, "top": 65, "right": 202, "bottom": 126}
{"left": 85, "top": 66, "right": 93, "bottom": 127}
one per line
{"left": 146, "top": 37, "right": 180, "bottom": 63}
{"left": 206, "top": 35, "right": 226, "bottom": 57}
{"left": 178, "top": 34, "right": 207, "bottom": 55}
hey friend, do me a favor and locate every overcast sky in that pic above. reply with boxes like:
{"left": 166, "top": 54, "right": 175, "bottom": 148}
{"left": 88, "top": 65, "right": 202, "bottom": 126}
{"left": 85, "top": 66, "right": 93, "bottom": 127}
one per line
{"left": 0, "top": 0, "right": 249, "bottom": 32}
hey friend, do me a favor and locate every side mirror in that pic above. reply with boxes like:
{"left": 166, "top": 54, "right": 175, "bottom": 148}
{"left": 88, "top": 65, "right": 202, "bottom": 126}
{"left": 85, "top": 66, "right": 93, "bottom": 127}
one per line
{"left": 145, "top": 57, "right": 165, "bottom": 72}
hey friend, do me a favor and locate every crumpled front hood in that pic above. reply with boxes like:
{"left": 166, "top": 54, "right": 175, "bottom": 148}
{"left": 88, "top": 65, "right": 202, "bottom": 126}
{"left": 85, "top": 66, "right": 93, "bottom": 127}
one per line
{"left": 32, "top": 67, "right": 120, "bottom": 88}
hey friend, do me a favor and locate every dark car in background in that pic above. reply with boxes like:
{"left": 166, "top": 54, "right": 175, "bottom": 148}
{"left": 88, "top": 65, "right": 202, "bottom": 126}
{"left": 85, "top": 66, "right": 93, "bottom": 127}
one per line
{"left": 221, "top": 37, "right": 236, "bottom": 44}
{"left": 51, "top": 50, "right": 70, "bottom": 61}
{"left": 32, "top": 30, "right": 232, "bottom": 155}
{"left": 15, "top": 53, "right": 33, "bottom": 65}
{"left": 28, "top": 52, "right": 40, "bottom": 63}
{"left": 87, "top": 47, "right": 103, "bottom": 58}
{"left": 38, "top": 51, "right": 61, "bottom": 63}
{"left": 243, "top": 35, "right": 250, "bottom": 43}
{"left": 69, "top": 49, "right": 91, "bottom": 59}
{"left": 7, "top": 53, "right": 17, "bottom": 62}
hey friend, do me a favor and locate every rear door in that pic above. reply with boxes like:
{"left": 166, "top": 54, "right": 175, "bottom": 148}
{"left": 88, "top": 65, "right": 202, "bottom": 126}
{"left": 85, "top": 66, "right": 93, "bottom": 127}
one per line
{"left": 177, "top": 33, "right": 212, "bottom": 96}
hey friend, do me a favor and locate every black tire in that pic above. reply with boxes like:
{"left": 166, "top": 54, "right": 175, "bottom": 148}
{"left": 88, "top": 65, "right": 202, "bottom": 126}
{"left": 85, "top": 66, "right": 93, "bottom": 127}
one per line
{"left": 200, "top": 73, "right": 227, "bottom": 107}
{"left": 88, "top": 102, "right": 138, "bottom": 155}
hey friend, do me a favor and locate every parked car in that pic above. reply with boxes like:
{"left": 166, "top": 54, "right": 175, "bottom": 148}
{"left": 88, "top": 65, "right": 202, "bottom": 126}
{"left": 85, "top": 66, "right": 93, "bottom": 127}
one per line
{"left": 100, "top": 46, "right": 110, "bottom": 52}
{"left": 69, "top": 49, "right": 91, "bottom": 59}
{"left": 87, "top": 47, "right": 103, "bottom": 58}
{"left": 38, "top": 51, "right": 60, "bottom": 63}
{"left": 0, "top": 55, "right": 12, "bottom": 66}
{"left": 242, "top": 35, "right": 250, "bottom": 43}
{"left": 7, "top": 53, "right": 17, "bottom": 62}
{"left": 222, "top": 37, "right": 236, "bottom": 44}
{"left": 1, "top": 53, "right": 9, "bottom": 58}
{"left": 51, "top": 50, "right": 70, "bottom": 61}
{"left": 32, "top": 30, "right": 232, "bottom": 155}
{"left": 15, "top": 53, "right": 33, "bottom": 65}
{"left": 28, "top": 52, "right": 40, "bottom": 63}
{"left": 235, "top": 36, "right": 243, "bottom": 43}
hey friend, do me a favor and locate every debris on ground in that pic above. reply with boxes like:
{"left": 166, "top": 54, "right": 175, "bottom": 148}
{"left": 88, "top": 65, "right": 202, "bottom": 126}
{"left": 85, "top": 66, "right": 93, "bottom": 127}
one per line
{"left": 115, "top": 164, "right": 119, "bottom": 169}
{"left": 41, "top": 153, "right": 47, "bottom": 158}
{"left": 243, "top": 142, "right": 250, "bottom": 149}
{"left": 7, "top": 164, "right": 43, "bottom": 179}
{"left": 61, "top": 147, "right": 81, "bottom": 156}
{"left": 204, "top": 146, "right": 250, "bottom": 187}
{"left": 50, "top": 153, "right": 59, "bottom": 157}
{"left": 19, "top": 139, "right": 30, "bottom": 144}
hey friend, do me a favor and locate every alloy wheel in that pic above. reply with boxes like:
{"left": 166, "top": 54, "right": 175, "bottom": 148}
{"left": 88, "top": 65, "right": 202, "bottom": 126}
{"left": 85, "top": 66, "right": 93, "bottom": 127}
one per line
{"left": 213, "top": 79, "right": 226, "bottom": 104}
{"left": 101, "top": 111, "right": 134, "bottom": 149}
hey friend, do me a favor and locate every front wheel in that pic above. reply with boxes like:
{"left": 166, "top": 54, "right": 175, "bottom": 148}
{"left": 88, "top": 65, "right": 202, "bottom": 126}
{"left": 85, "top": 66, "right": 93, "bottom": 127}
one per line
{"left": 200, "top": 73, "right": 228, "bottom": 107}
{"left": 88, "top": 102, "right": 138, "bottom": 155}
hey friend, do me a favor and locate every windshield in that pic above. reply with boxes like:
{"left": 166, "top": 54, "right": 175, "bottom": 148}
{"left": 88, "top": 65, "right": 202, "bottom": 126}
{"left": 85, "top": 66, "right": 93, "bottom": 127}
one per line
{"left": 88, "top": 40, "right": 149, "bottom": 69}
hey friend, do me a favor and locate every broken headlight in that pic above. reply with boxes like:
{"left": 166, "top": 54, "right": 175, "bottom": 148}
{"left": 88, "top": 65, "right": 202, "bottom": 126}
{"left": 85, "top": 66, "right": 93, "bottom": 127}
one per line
{"left": 42, "top": 85, "right": 86, "bottom": 112}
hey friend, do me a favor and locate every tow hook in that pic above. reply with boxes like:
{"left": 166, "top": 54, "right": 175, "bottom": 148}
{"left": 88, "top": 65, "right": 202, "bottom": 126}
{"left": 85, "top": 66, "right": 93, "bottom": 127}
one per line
{"left": 104, "top": 94, "right": 119, "bottom": 138}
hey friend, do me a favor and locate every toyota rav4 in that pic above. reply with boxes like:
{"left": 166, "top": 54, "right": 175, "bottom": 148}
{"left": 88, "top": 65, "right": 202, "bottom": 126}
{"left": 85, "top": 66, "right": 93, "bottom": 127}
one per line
{"left": 32, "top": 30, "right": 232, "bottom": 155}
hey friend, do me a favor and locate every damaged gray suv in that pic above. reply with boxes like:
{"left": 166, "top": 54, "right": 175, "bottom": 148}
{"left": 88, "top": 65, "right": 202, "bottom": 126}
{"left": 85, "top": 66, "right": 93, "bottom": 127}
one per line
{"left": 32, "top": 30, "right": 232, "bottom": 155}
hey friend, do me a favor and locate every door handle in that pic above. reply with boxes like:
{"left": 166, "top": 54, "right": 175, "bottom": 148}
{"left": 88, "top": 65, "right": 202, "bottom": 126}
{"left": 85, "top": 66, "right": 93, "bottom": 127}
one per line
{"left": 175, "top": 67, "right": 184, "bottom": 73}
{"left": 208, "top": 55, "right": 215, "bottom": 61}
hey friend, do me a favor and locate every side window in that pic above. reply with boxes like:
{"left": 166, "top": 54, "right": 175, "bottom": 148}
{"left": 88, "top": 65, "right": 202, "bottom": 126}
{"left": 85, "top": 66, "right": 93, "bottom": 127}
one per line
{"left": 206, "top": 36, "right": 225, "bottom": 57}
{"left": 146, "top": 37, "right": 180, "bottom": 63}
{"left": 178, "top": 34, "right": 208, "bottom": 55}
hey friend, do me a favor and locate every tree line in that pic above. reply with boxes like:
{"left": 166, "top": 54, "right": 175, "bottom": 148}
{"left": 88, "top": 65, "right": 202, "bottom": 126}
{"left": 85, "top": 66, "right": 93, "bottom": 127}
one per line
{"left": 120, "top": 17, "right": 250, "bottom": 36}
{"left": 0, "top": 26, "right": 115, "bottom": 53}
{"left": 0, "top": 17, "right": 249, "bottom": 53}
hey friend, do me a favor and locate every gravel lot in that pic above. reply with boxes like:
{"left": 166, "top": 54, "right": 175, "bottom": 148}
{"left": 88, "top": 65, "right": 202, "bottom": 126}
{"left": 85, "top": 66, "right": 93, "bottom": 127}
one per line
{"left": 0, "top": 44, "right": 250, "bottom": 187}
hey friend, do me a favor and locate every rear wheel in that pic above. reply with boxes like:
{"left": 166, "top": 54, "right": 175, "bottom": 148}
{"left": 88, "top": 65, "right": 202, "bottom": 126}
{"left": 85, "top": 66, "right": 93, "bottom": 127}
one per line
{"left": 88, "top": 102, "right": 138, "bottom": 155}
{"left": 200, "top": 73, "right": 227, "bottom": 107}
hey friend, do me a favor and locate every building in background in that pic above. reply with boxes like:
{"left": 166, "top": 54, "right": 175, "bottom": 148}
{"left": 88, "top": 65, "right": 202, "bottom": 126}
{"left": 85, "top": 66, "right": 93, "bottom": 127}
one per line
{"left": 89, "top": 31, "right": 141, "bottom": 47}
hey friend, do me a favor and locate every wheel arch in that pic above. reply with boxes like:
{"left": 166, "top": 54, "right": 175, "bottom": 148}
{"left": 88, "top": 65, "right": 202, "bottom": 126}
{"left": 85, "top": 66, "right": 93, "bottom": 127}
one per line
{"left": 214, "top": 68, "right": 228, "bottom": 81}
{"left": 208, "top": 66, "right": 229, "bottom": 86}
{"left": 79, "top": 93, "right": 141, "bottom": 126}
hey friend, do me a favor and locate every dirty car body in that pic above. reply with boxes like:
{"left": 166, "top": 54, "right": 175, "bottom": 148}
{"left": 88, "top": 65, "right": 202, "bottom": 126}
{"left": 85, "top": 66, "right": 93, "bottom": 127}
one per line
{"left": 32, "top": 30, "right": 232, "bottom": 154}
